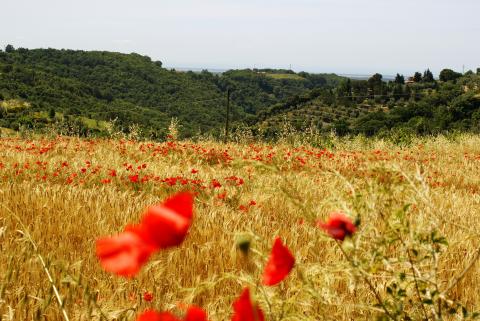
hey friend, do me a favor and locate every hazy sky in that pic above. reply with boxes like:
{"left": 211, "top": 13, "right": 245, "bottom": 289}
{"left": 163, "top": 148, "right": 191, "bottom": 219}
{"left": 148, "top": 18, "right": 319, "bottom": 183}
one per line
{"left": 1, "top": 0, "right": 479, "bottom": 75}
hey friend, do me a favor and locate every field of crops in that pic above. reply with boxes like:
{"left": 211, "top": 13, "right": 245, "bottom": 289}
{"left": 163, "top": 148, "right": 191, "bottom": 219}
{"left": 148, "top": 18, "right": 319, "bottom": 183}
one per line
{"left": 1, "top": 134, "right": 479, "bottom": 321}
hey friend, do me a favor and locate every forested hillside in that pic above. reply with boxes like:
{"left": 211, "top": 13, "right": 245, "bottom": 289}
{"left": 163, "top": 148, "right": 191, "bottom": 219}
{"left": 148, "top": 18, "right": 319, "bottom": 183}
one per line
{"left": 0, "top": 46, "right": 335, "bottom": 137}
{"left": 258, "top": 71, "right": 480, "bottom": 137}
{"left": 1, "top": 45, "right": 479, "bottom": 139}
{"left": 0, "top": 47, "right": 230, "bottom": 137}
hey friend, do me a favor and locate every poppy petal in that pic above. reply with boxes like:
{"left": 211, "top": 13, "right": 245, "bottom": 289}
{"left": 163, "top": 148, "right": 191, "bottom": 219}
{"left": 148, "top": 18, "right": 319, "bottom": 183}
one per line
{"left": 262, "top": 237, "right": 295, "bottom": 286}
{"left": 318, "top": 212, "right": 356, "bottom": 241}
{"left": 96, "top": 231, "right": 154, "bottom": 277}
{"left": 137, "top": 310, "right": 181, "bottom": 321}
{"left": 231, "top": 288, "right": 265, "bottom": 321}
{"left": 141, "top": 204, "right": 192, "bottom": 249}
{"left": 162, "top": 192, "right": 194, "bottom": 219}
{"left": 184, "top": 306, "right": 209, "bottom": 321}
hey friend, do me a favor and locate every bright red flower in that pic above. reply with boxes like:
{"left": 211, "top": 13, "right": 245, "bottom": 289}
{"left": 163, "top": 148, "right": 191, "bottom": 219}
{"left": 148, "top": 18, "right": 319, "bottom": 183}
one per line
{"left": 143, "top": 291, "right": 154, "bottom": 302}
{"left": 129, "top": 174, "right": 139, "bottom": 183}
{"left": 136, "top": 306, "right": 208, "bottom": 321}
{"left": 96, "top": 231, "right": 155, "bottom": 277}
{"left": 138, "top": 192, "right": 194, "bottom": 249}
{"left": 317, "top": 212, "right": 356, "bottom": 241}
{"left": 211, "top": 179, "right": 221, "bottom": 188}
{"left": 96, "top": 192, "right": 194, "bottom": 276}
{"left": 231, "top": 288, "right": 264, "bottom": 321}
{"left": 191, "top": 169, "right": 198, "bottom": 174}
{"left": 184, "top": 306, "right": 209, "bottom": 321}
{"left": 262, "top": 237, "right": 295, "bottom": 286}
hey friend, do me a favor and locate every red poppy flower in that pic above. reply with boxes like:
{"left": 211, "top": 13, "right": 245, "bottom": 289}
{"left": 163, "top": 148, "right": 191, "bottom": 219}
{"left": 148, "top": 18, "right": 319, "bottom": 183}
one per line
{"left": 262, "top": 237, "right": 295, "bottom": 286}
{"left": 317, "top": 212, "right": 356, "bottom": 241}
{"left": 129, "top": 174, "right": 139, "bottom": 183}
{"left": 136, "top": 306, "right": 208, "bottom": 321}
{"left": 211, "top": 179, "right": 222, "bottom": 188}
{"left": 231, "top": 288, "right": 264, "bottom": 321}
{"left": 96, "top": 192, "right": 194, "bottom": 276}
{"left": 96, "top": 231, "right": 155, "bottom": 277}
{"left": 138, "top": 192, "right": 194, "bottom": 249}
{"left": 143, "top": 291, "right": 154, "bottom": 302}
{"left": 184, "top": 306, "right": 209, "bottom": 321}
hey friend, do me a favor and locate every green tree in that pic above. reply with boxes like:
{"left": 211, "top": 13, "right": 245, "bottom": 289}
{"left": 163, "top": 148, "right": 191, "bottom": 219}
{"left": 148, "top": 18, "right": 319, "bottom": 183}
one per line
{"left": 412, "top": 72, "right": 422, "bottom": 82}
{"left": 393, "top": 84, "right": 404, "bottom": 99}
{"left": 422, "top": 69, "right": 434, "bottom": 82}
{"left": 337, "top": 79, "right": 352, "bottom": 99}
{"left": 5, "top": 44, "right": 15, "bottom": 53}
{"left": 439, "top": 69, "right": 462, "bottom": 82}
{"left": 49, "top": 108, "right": 56, "bottom": 119}
{"left": 394, "top": 74, "right": 405, "bottom": 84}
{"left": 368, "top": 73, "right": 383, "bottom": 96}
{"left": 333, "top": 119, "right": 349, "bottom": 135}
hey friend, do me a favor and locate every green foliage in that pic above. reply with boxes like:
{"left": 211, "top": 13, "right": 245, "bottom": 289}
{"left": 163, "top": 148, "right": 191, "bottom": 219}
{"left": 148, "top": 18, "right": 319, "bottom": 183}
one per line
{"left": 413, "top": 72, "right": 422, "bottom": 83}
{"left": 5, "top": 44, "right": 15, "bottom": 53}
{"left": 422, "top": 69, "right": 434, "bottom": 82}
{"left": 394, "top": 74, "right": 405, "bottom": 85}
{"left": 0, "top": 48, "right": 237, "bottom": 137}
{"left": 0, "top": 48, "right": 337, "bottom": 138}
{"left": 216, "top": 69, "right": 336, "bottom": 116}
{"left": 439, "top": 69, "right": 462, "bottom": 82}
{"left": 259, "top": 70, "right": 480, "bottom": 138}
{"left": 48, "top": 107, "right": 55, "bottom": 119}
{"left": 1, "top": 47, "right": 479, "bottom": 140}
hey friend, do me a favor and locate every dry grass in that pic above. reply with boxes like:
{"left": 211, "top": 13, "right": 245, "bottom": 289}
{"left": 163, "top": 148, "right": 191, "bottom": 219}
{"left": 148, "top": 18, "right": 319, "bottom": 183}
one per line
{"left": 0, "top": 134, "right": 479, "bottom": 320}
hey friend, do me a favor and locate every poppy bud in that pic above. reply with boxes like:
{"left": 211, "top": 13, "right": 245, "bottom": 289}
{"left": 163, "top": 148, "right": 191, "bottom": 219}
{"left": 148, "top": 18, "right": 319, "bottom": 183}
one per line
{"left": 236, "top": 234, "right": 252, "bottom": 255}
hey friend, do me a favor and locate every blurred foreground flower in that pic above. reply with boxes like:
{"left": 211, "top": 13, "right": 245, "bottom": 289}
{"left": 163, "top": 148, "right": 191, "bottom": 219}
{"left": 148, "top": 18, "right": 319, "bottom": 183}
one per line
{"left": 96, "top": 231, "right": 154, "bottom": 277}
{"left": 137, "top": 306, "right": 208, "bottom": 321}
{"left": 317, "top": 212, "right": 357, "bottom": 241}
{"left": 231, "top": 288, "right": 265, "bottom": 321}
{"left": 262, "top": 237, "right": 295, "bottom": 286}
{"left": 96, "top": 192, "right": 194, "bottom": 277}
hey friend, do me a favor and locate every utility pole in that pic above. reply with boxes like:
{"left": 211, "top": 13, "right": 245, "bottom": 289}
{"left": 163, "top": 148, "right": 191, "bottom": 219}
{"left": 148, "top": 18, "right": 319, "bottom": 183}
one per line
{"left": 224, "top": 88, "right": 231, "bottom": 143}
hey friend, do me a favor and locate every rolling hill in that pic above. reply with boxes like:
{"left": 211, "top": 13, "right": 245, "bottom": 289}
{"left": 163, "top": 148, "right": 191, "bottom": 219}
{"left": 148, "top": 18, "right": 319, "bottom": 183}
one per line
{"left": 0, "top": 47, "right": 339, "bottom": 138}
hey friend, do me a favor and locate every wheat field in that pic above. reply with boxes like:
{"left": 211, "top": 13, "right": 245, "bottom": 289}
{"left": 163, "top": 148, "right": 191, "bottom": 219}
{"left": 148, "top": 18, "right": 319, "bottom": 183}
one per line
{"left": 0, "top": 134, "right": 479, "bottom": 321}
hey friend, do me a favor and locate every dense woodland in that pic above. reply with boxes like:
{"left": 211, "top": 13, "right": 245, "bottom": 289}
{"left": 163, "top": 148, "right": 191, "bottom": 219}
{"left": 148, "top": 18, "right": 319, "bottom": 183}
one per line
{"left": 1, "top": 45, "right": 479, "bottom": 139}
{"left": 259, "top": 70, "right": 480, "bottom": 137}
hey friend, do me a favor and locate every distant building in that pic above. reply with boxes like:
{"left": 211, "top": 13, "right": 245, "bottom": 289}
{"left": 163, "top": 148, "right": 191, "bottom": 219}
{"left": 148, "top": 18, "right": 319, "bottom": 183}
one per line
{"left": 404, "top": 76, "right": 416, "bottom": 85}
